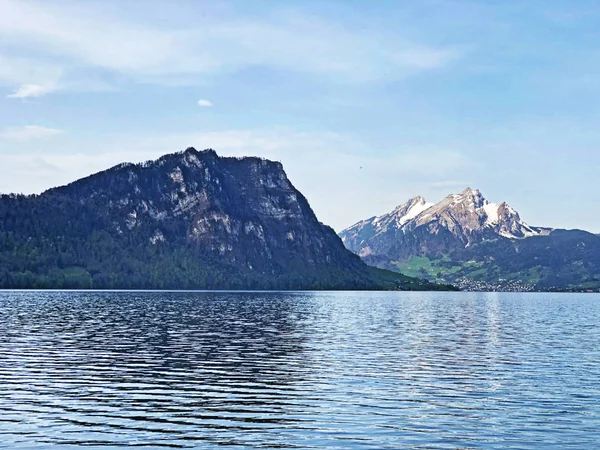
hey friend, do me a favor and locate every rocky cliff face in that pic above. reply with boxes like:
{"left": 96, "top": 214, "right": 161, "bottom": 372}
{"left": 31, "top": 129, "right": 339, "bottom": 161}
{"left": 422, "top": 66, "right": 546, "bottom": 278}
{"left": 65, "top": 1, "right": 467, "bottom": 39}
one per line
{"left": 57, "top": 147, "right": 357, "bottom": 274}
{"left": 0, "top": 148, "right": 375, "bottom": 289}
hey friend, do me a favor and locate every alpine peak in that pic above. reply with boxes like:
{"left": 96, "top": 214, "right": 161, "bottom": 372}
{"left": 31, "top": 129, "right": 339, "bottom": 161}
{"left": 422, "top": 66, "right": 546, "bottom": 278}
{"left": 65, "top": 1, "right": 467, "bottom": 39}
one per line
{"left": 338, "top": 188, "right": 599, "bottom": 292}
{"left": 461, "top": 186, "right": 480, "bottom": 194}
{"left": 340, "top": 188, "right": 553, "bottom": 259}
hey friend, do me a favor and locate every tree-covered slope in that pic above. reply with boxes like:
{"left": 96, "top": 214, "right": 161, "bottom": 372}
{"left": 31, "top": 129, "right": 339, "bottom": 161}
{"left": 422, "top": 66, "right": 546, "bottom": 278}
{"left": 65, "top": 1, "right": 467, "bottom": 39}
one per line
{"left": 0, "top": 148, "right": 451, "bottom": 291}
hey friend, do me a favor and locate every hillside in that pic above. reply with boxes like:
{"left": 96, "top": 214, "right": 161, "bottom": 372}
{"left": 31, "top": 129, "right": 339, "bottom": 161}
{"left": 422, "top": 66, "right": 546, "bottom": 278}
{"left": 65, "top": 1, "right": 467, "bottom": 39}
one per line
{"left": 0, "top": 148, "right": 452, "bottom": 291}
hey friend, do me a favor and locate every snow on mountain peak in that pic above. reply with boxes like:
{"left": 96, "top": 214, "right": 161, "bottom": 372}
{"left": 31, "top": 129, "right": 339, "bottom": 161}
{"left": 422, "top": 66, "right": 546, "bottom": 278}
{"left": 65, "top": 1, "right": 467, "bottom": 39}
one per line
{"left": 482, "top": 201, "right": 500, "bottom": 225}
{"left": 341, "top": 188, "right": 552, "bottom": 245}
{"left": 338, "top": 188, "right": 557, "bottom": 269}
{"left": 397, "top": 197, "right": 434, "bottom": 226}
{"left": 342, "top": 188, "right": 552, "bottom": 251}
{"left": 367, "top": 196, "right": 435, "bottom": 230}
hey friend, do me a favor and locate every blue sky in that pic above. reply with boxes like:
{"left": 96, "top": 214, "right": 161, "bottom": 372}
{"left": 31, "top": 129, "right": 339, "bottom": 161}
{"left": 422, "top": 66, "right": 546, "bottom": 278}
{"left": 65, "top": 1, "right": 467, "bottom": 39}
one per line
{"left": 1, "top": 0, "right": 599, "bottom": 232}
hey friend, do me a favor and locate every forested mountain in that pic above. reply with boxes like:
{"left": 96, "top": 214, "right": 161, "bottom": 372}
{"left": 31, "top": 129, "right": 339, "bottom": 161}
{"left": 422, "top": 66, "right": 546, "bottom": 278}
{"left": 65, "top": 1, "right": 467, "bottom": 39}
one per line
{"left": 340, "top": 188, "right": 600, "bottom": 291}
{"left": 0, "top": 148, "right": 453, "bottom": 291}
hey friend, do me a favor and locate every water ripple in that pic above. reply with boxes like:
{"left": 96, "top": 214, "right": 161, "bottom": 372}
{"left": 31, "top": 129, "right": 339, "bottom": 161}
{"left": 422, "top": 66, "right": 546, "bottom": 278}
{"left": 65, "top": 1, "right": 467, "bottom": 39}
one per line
{"left": 0, "top": 291, "right": 599, "bottom": 448}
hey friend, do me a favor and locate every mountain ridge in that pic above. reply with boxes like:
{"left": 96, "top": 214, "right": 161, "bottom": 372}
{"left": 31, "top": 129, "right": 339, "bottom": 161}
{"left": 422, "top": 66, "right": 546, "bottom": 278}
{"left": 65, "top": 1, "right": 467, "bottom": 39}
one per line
{"left": 340, "top": 188, "right": 600, "bottom": 291}
{"left": 0, "top": 148, "right": 454, "bottom": 291}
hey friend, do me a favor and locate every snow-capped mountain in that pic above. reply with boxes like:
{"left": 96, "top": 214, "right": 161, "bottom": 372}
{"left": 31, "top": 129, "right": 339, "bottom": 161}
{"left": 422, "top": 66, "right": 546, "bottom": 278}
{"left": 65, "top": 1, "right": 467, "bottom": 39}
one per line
{"left": 339, "top": 188, "right": 600, "bottom": 291}
{"left": 341, "top": 188, "right": 551, "bottom": 258}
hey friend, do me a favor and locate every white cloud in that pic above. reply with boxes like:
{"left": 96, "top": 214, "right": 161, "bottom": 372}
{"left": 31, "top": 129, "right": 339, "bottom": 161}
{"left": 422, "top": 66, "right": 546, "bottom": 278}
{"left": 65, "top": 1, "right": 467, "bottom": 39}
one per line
{"left": 0, "top": 125, "right": 64, "bottom": 141}
{"left": 197, "top": 99, "right": 213, "bottom": 107}
{"left": 7, "top": 83, "right": 55, "bottom": 98}
{"left": 0, "top": 0, "right": 461, "bottom": 90}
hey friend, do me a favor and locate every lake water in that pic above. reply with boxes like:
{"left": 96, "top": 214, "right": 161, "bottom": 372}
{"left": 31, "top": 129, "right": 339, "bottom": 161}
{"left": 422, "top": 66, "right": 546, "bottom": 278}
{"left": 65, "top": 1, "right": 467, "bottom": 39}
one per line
{"left": 0, "top": 291, "right": 599, "bottom": 449}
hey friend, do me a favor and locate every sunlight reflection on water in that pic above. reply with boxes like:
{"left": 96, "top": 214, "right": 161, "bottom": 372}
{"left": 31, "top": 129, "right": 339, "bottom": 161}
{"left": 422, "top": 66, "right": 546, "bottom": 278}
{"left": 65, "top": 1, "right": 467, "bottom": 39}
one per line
{"left": 0, "top": 290, "right": 599, "bottom": 448}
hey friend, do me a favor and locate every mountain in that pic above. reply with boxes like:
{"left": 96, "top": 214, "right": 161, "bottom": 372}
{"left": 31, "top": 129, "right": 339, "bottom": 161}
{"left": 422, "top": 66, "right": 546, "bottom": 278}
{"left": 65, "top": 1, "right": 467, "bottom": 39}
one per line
{"left": 0, "top": 148, "right": 453, "bottom": 291}
{"left": 340, "top": 188, "right": 600, "bottom": 291}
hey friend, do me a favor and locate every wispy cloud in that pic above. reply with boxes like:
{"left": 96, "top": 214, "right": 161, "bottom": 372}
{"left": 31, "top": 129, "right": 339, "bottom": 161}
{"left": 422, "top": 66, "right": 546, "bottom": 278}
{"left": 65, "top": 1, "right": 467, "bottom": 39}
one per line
{"left": 7, "top": 83, "right": 55, "bottom": 99}
{"left": 197, "top": 99, "right": 213, "bottom": 107}
{"left": 0, "top": 125, "right": 64, "bottom": 141}
{"left": 0, "top": 54, "right": 62, "bottom": 90}
{"left": 0, "top": 0, "right": 461, "bottom": 92}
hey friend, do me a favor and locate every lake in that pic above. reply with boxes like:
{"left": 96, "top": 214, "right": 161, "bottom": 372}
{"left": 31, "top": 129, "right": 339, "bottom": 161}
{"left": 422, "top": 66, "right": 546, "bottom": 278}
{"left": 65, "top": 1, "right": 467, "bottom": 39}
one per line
{"left": 0, "top": 291, "right": 598, "bottom": 449}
